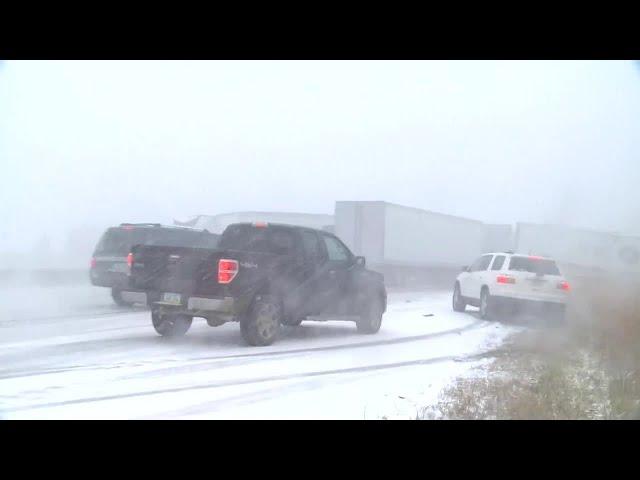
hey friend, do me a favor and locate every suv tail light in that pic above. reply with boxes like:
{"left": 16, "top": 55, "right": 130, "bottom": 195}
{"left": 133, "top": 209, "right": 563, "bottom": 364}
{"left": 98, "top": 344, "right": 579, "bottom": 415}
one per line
{"left": 558, "top": 280, "right": 570, "bottom": 291}
{"left": 90, "top": 257, "right": 97, "bottom": 269}
{"left": 496, "top": 275, "right": 516, "bottom": 284}
{"left": 218, "top": 259, "right": 239, "bottom": 284}
{"left": 127, "top": 253, "right": 134, "bottom": 269}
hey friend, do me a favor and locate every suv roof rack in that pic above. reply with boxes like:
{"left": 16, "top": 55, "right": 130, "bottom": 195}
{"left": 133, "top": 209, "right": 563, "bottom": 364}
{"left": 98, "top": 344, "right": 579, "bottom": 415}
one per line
{"left": 119, "top": 223, "right": 162, "bottom": 227}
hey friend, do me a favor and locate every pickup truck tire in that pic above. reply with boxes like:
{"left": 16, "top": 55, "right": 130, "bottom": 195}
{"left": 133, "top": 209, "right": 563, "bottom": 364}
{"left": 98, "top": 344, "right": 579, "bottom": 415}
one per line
{"left": 112, "top": 288, "right": 134, "bottom": 307}
{"left": 240, "top": 296, "right": 282, "bottom": 346}
{"left": 152, "top": 311, "right": 192, "bottom": 337}
{"left": 356, "top": 296, "right": 384, "bottom": 334}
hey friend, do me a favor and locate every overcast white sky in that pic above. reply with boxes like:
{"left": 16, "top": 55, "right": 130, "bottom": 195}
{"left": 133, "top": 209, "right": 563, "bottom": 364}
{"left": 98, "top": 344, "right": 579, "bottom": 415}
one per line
{"left": 1, "top": 60, "right": 639, "bottom": 254}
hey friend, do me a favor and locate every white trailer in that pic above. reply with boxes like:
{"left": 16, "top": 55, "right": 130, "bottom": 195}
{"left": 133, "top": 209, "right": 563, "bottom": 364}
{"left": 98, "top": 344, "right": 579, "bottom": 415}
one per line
{"left": 175, "top": 212, "right": 334, "bottom": 235}
{"left": 483, "top": 224, "right": 513, "bottom": 254}
{"left": 335, "top": 201, "right": 486, "bottom": 269}
{"left": 514, "top": 222, "right": 640, "bottom": 274}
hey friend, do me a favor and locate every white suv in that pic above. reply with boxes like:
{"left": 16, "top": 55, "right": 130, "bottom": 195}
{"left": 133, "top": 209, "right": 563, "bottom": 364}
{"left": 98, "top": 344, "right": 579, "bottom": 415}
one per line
{"left": 452, "top": 252, "right": 570, "bottom": 319}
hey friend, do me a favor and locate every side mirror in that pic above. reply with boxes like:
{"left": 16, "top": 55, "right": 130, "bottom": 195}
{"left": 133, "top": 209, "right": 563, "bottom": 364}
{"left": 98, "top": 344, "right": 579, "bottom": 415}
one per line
{"left": 354, "top": 256, "right": 366, "bottom": 267}
{"left": 462, "top": 265, "right": 469, "bottom": 272}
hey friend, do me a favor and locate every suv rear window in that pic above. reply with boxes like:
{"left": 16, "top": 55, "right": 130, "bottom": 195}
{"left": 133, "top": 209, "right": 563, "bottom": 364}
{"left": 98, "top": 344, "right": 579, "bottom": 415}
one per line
{"left": 218, "top": 225, "right": 298, "bottom": 255}
{"left": 508, "top": 256, "right": 560, "bottom": 275}
{"left": 94, "top": 227, "right": 218, "bottom": 255}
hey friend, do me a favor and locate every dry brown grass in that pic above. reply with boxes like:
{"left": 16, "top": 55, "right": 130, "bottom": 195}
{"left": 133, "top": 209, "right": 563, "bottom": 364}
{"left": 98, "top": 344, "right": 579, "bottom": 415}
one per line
{"left": 423, "top": 338, "right": 612, "bottom": 420}
{"left": 422, "top": 270, "right": 640, "bottom": 420}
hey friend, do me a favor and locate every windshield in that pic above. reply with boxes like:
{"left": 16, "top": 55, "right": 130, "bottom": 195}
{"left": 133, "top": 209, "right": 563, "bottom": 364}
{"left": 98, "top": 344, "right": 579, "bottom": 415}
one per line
{"left": 508, "top": 256, "right": 561, "bottom": 275}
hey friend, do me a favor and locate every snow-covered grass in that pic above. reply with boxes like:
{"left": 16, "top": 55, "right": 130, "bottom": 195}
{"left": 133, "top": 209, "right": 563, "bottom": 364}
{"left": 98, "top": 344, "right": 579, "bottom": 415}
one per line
{"left": 420, "top": 333, "right": 613, "bottom": 420}
{"left": 417, "top": 273, "right": 640, "bottom": 420}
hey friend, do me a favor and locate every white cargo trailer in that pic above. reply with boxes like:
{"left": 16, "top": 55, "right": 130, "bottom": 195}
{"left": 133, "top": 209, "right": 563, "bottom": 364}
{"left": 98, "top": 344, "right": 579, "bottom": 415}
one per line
{"left": 483, "top": 224, "right": 513, "bottom": 254}
{"left": 514, "top": 222, "right": 640, "bottom": 273}
{"left": 175, "top": 212, "right": 334, "bottom": 235}
{"left": 335, "top": 201, "right": 486, "bottom": 269}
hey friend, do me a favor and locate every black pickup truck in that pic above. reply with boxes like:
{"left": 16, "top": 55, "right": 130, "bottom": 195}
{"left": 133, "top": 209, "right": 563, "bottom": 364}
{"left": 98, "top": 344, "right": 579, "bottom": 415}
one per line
{"left": 90, "top": 223, "right": 220, "bottom": 306}
{"left": 129, "top": 222, "right": 387, "bottom": 346}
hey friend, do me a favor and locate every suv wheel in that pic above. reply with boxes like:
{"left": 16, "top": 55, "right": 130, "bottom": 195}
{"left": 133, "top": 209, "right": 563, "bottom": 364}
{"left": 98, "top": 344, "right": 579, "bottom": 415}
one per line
{"left": 452, "top": 283, "right": 466, "bottom": 312}
{"left": 241, "top": 296, "right": 282, "bottom": 346}
{"left": 152, "top": 310, "right": 192, "bottom": 337}
{"left": 479, "top": 288, "right": 492, "bottom": 320}
{"left": 112, "top": 288, "right": 134, "bottom": 307}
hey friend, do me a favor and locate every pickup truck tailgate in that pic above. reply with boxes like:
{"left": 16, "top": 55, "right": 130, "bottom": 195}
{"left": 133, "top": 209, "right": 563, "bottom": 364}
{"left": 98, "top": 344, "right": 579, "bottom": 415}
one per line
{"left": 129, "top": 245, "right": 217, "bottom": 295}
{"left": 129, "top": 245, "right": 282, "bottom": 299}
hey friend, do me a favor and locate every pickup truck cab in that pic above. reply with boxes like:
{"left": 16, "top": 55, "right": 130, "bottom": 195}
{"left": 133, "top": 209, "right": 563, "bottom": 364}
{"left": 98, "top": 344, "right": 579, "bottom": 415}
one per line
{"left": 129, "top": 222, "right": 387, "bottom": 346}
{"left": 90, "top": 223, "right": 219, "bottom": 306}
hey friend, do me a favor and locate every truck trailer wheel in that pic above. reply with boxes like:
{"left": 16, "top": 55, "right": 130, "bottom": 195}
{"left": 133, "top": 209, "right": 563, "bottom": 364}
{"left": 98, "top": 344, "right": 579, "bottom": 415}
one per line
{"left": 356, "top": 296, "right": 384, "bottom": 334}
{"left": 152, "top": 310, "right": 192, "bottom": 337}
{"left": 112, "top": 288, "right": 134, "bottom": 307}
{"left": 240, "top": 296, "right": 282, "bottom": 346}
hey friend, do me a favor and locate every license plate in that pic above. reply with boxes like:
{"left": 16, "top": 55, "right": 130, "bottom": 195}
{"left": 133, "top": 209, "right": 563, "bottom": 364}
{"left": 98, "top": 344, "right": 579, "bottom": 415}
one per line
{"left": 108, "top": 263, "right": 128, "bottom": 273}
{"left": 162, "top": 292, "right": 182, "bottom": 305}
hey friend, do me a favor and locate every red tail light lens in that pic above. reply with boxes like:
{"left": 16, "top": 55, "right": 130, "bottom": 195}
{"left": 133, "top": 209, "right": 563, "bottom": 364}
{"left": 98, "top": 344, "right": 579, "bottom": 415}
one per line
{"left": 90, "top": 257, "right": 97, "bottom": 269}
{"left": 253, "top": 221, "right": 268, "bottom": 228}
{"left": 496, "top": 275, "right": 516, "bottom": 284}
{"left": 218, "top": 259, "right": 239, "bottom": 284}
{"left": 127, "top": 253, "right": 134, "bottom": 269}
{"left": 558, "top": 280, "right": 570, "bottom": 291}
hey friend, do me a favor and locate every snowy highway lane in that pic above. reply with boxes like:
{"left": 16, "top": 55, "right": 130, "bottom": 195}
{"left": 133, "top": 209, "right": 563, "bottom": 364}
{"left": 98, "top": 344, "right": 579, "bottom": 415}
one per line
{"left": 0, "top": 288, "right": 518, "bottom": 419}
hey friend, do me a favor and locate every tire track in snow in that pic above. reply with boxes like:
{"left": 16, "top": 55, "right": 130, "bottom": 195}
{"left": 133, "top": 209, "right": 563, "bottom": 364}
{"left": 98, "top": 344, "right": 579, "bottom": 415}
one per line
{"left": 0, "top": 318, "right": 487, "bottom": 381}
{"left": 5, "top": 349, "right": 493, "bottom": 414}
{"left": 0, "top": 308, "right": 146, "bottom": 328}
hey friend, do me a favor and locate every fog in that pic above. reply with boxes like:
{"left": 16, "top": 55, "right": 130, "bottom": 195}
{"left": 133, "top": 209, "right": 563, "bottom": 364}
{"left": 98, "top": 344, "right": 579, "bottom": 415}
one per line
{"left": 2, "top": 60, "right": 640, "bottom": 264}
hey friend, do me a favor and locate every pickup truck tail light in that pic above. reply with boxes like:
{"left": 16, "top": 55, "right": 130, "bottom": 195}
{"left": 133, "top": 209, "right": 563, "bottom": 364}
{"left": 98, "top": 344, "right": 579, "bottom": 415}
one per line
{"left": 496, "top": 275, "right": 516, "bottom": 284}
{"left": 218, "top": 259, "right": 239, "bottom": 284}
{"left": 90, "top": 257, "right": 97, "bottom": 269}
{"left": 558, "top": 280, "right": 570, "bottom": 291}
{"left": 127, "top": 253, "right": 134, "bottom": 269}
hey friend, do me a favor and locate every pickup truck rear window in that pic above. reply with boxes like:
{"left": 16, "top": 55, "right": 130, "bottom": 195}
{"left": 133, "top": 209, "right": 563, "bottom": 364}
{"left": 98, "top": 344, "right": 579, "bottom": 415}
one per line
{"left": 219, "top": 225, "right": 297, "bottom": 255}
{"left": 508, "top": 256, "right": 560, "bottom": 275}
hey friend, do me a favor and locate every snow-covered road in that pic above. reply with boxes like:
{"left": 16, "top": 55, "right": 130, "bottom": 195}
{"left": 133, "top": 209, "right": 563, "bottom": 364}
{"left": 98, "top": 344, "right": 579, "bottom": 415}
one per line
{"left": 0, "top": 287, "right": 517, "bottom": 419}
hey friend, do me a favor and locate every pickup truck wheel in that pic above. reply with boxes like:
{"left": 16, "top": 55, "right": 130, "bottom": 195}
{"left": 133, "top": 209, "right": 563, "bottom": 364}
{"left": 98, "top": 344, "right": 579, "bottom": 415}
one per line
{"left": 152, "top": 311, "right": 192, "bottom": 337}
{"left": 112, "top": 288, "right": 133, "bottom": 307}
{"left": 241, "top": 297, "right": 281, "bottom": 346}
{"left": 356, "top": 296, "right": 384, "bottom": 334}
